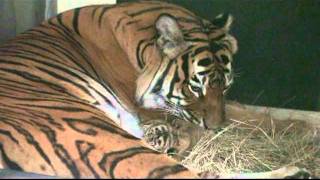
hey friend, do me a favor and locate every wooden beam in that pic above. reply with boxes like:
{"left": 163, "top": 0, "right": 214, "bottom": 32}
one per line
{"left": 225, "top": 101, "right": 320, "bottom": 128}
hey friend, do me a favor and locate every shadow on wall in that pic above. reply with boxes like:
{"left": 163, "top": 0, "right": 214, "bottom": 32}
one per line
{"left": 0, "top": 0, "right": 116, "bottom": 44}
{"left": 0, "top": 0, "right": 56, "bottom": 44}
{"left": 118, "top": 0, "right": 320, "bottom": 111}
{"left": 57, "top": 0, "right": 116, "bottom": 13}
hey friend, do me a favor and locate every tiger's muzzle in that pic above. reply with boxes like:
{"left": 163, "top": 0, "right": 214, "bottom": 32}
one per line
{"left": 186, "top": 86, "right": 226, "bottom": 129}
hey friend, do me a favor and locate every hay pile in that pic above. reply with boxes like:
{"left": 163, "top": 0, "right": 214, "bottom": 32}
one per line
{"left": 181, "top": 117, "right": 320, "bottom": 177}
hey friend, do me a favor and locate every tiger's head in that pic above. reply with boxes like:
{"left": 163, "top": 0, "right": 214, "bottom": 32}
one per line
{"left": 137, "top": 13, "right": 238, "bottom": 129}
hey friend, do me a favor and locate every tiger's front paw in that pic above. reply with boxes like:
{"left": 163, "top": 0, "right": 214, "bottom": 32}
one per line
{"left": 142, "top": 121, "right": 175, "bottom": 153}
{"left": 142, "top": 119, "right": 204, "bottom": 161}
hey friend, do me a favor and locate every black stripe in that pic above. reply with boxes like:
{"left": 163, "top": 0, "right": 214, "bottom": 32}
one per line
{"left": 193, "top": 46, "right": 210, "bottom": 56}
{"left": 0, "top": 58, "right": 29, "bottom": 67}
{"left": 137, "top": 25, "right": 153, "bottom": 31}
{"left": 114, "top": 16, "right": 127, "bottom": 31}
{"left": 76, "top": 141, "right": 99, "bottom": 178}
{"left": 0, "top": 92, "right": 107, "bottom": 125}
{"left": 169, "top": 95, "right": 183, "bottom": 102}
{"left": 181, "top": 52, "right": 190, "bottom": 83}
{"left": 182, "top": 27, "right": 203, "bottom": 35}
{"left": 26, "top": 110, "right": 64, "bottom": 130}
{"left": 36, "top": 66, "right": 94, "bottom": 100}
{"left": 183, "top": 110, "right": 200, "bottom": 124}
{"left": 88, "top": 86, "right": 113, "bottom": 108}
{"left": 56, "top": 13, "right": 71, "bottom": 33}
{"left": 0, "top": 119, "right": 54, "bottom": 170}
{"left": 210, "top": 33, "right": 226, "bottom": 42}
{"left": 198, "top": 58, "right": 212, "bottom": 66}
{"left": 2, "top": 34, "right": 88, "bottom": 74}
{"left": 35, "top": 123, "right": 80, "bottom": 178}
{"left": 46, "top": 20, "right": 85, "bottom": 52}
{"left": 66, "top": 120, "right": 97, "bottom": 136}
{"left": 0, "top": 94, "right": 90, "bottom": 111}
{"left": 152, "top": 60, "right": 175, "bottom": 93}
{"left": 221, "top": 54, "right": 230, "bottom": 65}
{"left": 45, "top": 21, "right": 85, "bottom": 55}
{"left": 0, "top": 47, "right": 67, "bottom": 69}
{"left": 1, "top": 48, "right": 115, "bottom": 102}
{"left": 140, "top": 41, "right": 154, "bottom": 67}
{"left": 72, "top": 8, "right": 81, "bottom": 36}
{"left": 0, "top": 143, "right": 23, "bottom": 171}
{"left": 167, "top": 66, "right": 180, "bottom": 100}
{"left": 17, "top": 104, "right": 90, "bottom": 112}
{"left": 136, "top": 37, "right": 155, "bottom": 69}
{"left": 98, "top": 147, "right": 158, "bottom": 178}
{"left": 0, "top": 68, "right": 69, "bottom": 95}
{"left": 63, "top": 117, "right": 138, "bottom": 140}
{"left": 136, "top": 39, "right": 147, "bottom": 69}
{"left": 47, "top": 20, "right": 102, "bottom": 82}
{"left": 0, "top": 129, "right": 19, "bottom": 144}
{"left": 0, "top": 44, "right": 90, "bottom": 84}
{"left": 0, "top": 103, "right": 78, "bottom": 133}
{"left": 191, "top": 76, "right": 200, "bottom": 83}
{"left": 0, "top": 94, "right": 64, "bottom": 103}
{"left": 91, "top": 7, "right": 100, "bottom": 20}
{"left": 0, "top": 84, "right": 30, "bottom": 96}
{"left": 29, "top": 35, "right": 86, "bottom": 69}
{"left": 0, "top": 75, "right": 64, "bottom": 98}
{"left": 126, "top": 19, "right": 141, "bottom": 25}
{"left": 98, "top": 7, "right": 112, "bottom": 28}
{"left": 15, "top": 38, "right": 90, "bottom": 75}
{"left": 210, "top": 42, "right": 223, "bottom": 53}
{"left": 175, "top": 17, "right": 201, "bottom": 25}
{"left": 0, "top": 76, "right": 33, "bottom": 88}
{"left": 10, "top": 41, "right": 67, "bottom": 62}
{"left": 198, "top": 69, "right": 211, "bottom": 76}
{"left": 147, "top": 164, "right": 188, "bottom": 178}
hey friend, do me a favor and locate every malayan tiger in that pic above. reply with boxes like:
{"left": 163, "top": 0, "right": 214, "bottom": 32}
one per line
{"left": 0, "top": 0, "right": 311, "bottom": 178}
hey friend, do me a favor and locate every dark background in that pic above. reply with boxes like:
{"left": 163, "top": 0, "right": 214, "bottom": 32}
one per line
{"left": 119, "top": 0, "right": 320, "bottom": 111}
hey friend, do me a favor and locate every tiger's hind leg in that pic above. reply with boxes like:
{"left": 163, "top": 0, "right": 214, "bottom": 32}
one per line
{"left": 0, "top": 95, "right": 202, "bottom": 178}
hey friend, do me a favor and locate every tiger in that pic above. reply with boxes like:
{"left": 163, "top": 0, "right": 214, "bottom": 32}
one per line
{"left": 0, "top": 0, "right": 311, "bottom": 178}
{"left": 1, "top": 0, "right": 238, "bottom": 154}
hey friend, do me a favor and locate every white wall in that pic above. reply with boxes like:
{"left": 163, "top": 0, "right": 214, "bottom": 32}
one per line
{"left": 57, "top": 0, "right": 116, "bottom": 13}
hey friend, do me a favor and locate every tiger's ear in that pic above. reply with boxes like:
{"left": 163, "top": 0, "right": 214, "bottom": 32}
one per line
{"left": 155, "top": 14, "right": 188, "bottom": 59}
{"left": 212, "top": 13, "right": 234, "bottom": 33}
{"left": 212, "top": 13, "right": 238, "bottom": 54}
